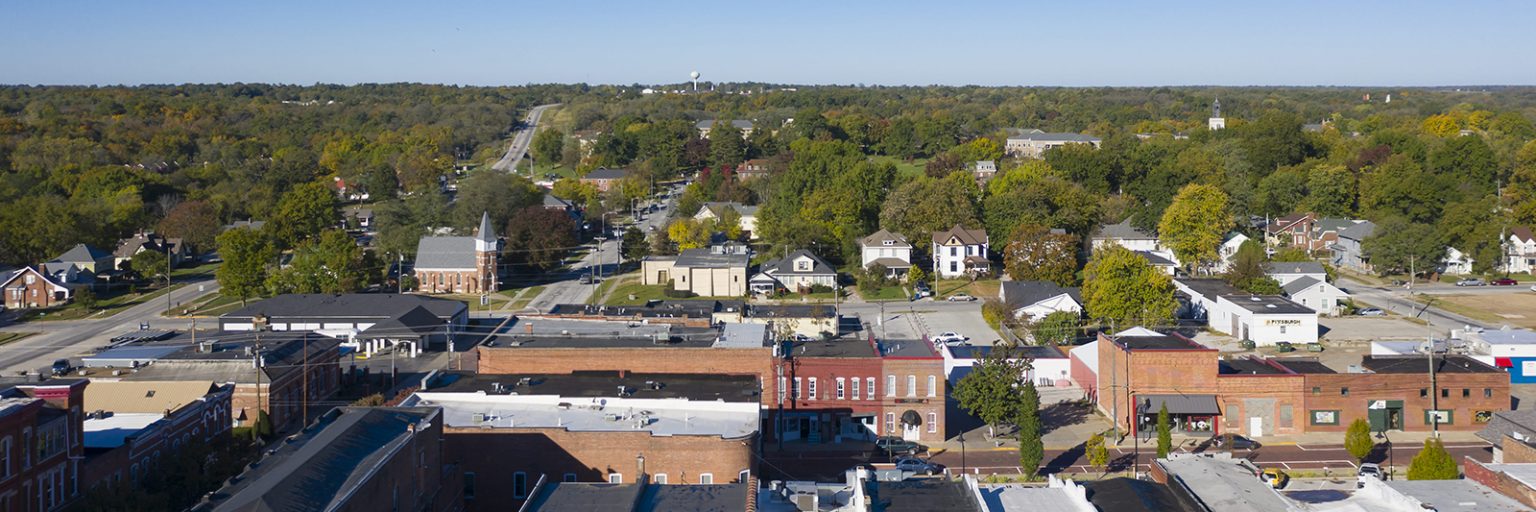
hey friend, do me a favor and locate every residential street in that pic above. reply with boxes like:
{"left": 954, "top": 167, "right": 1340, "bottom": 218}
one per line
{"left": 522, "top": 182, "right": 681, "bottom": 311}
{"left": 490, "top": 103, "right": 559, "bottom": 172}
{"left": 1338, "top": 276, "right": 1494, "bottom": 332}
{"left": 0, "top": 278, "right": 219, "bottom": 374}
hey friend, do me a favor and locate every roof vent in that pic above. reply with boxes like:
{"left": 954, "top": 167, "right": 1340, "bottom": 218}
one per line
{"left": 1266, "top": 304, "right": 1276, "bottom": 309}
{"left": 1250, "top": 297, "right": 1262, "bottom": 302}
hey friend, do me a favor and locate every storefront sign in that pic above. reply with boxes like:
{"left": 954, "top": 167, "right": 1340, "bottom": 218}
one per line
{"left": 1264, "top": 319, "right": 1302, "bottom": 326}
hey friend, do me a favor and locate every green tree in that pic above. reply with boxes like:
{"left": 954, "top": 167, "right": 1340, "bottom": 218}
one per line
{"left": 1345, "top": 419, "right": 1375, "bottom": 462}
{"left": 1363, "top": 217, "right": 1443, "bottom": 277}
{"left": 1031, "top": 310, "right": 1081, "bottom": 346}
{"left": 622, "top": 226, "right": 649, "bottom": 262}
{"left": 1004, "top": 224, "right": 1080, "bottom": 287}
{"left": 75, "top": 287, "right": 97, "bottom": 311}
{"left": 878, "top": 174, "right": 979, "bottom": 253}
{"left": 953, "top": 346, "right": 1033, "bottom": 437}
{"left": 270, "top": 181, "right": 337, "bottom": 249}
{"left": 1156, "top": 403, "right": 1172, "bottom": 458}
{"left": 453, "top": 170, "right": 542, "bottom": 230}
{"left": 983, "top": 173, "right": 1102, "bottom": 243}
{"left": 130, "top": 249, "right": 169, "bottom": 284}
{"left": 157, "top": 200, "right": 220, "bottom": 253}
{"left": 531, "top": 127, "right": 565, "bottom": 164}
{"left": 215, "top": 227, "right": 274, "bottom": 305}
{"left": 1222, "top": 240, "right": 1282, "bottom": 293}
{"left": 503, "top": 206, "right": 577, "bottom": 270}
{"left": 1158, "top": 183, "right": 1233, "bottom": 272}
{"left": 1304, "top": 164, "right": 1356, "bottom": 217}
{"left": 1086, "top": 433, "right": 1109, "bottom": 476}
{"left": 265, "top": 230, "right": 368, "bottom": 294}
{"left": 707, "top": 122, "right": 746, "bottom": 169}
{"left": 1406, "top": 437, "right": 1459, "bottom": 480}
{"left": 1082, "top": 245, "right": 1177, "bottom": 327}
{"left": 1017, "top": 380, "right": 1043, "bottom": 480}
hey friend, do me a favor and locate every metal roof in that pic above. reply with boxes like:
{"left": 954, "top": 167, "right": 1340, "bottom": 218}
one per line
{"left": 999, "top": 281, "right": 1082, "bottom": 310}
{"left": 1136, "top": 394, "right": 1220, "bottom": 415}
{"left": 83, "top": 380, "right": 219, "bottom": 414}
{"left": 413, "top": 236, "right": 477, "bottom": 269}
{"left": 1094, "top": 219, "right": 1155, "bottom": 241}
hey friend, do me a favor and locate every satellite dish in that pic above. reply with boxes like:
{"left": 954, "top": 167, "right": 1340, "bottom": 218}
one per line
{"left": 690, "top": 71, "right": 700, "bottom": 80}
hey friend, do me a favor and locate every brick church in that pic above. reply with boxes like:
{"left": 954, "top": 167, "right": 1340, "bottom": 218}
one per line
{"left": 414, "top": 212, "right": 498, "bottom": 294}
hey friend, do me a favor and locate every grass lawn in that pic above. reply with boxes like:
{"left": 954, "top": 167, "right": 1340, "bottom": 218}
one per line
{"left": 1414, "top": 293, "right": 1536, "bottom": 329}
{"left": 508, "top": 285, "right": 545, "bottom": 310}
{"left": 857, "top": 285, "right": 910, "bottom": 302}
{"left": 516, "top": 159, "right": 577, "bottom": 180}
{"left": 0, "top": 332, "right": 37, "bottom": 346}
{"left": 171, "top": 261, "right": 219, "bottom": 279}
{"left": 937, "top": 278, "right": 1001, "bottom": 299}
{"left": 870, "top": 155, "right": 930, "bottom": 178}
{"left": 596, "top": 279, "right": 669, "bottom": 305}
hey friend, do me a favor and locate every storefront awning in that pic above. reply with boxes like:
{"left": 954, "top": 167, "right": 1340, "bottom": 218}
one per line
{"left": 1137, "top": 394, "right": 1220, "bottom": 415}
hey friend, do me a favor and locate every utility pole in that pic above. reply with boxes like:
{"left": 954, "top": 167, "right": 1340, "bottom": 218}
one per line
{"left": 1428, "top": 335, "right": 1439, "bottom": 438}
{"left": 302, "top": 331, "right": 310, "bottom": 426}
{"left": 253, "top": 314, "right": 269, "bottom": 437}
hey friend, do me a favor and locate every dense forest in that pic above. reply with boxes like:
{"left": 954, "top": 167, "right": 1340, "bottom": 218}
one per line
{"left": 5, "top": 83, "right": 1536, "bottom": 283}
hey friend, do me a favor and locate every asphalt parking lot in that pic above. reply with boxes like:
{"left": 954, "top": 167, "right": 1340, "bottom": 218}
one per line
{"left": 1319, "top": 317, "right": 1442, "bottom": 341}
{"left": 843, "top": 302, "right": 995, "bottom": 344}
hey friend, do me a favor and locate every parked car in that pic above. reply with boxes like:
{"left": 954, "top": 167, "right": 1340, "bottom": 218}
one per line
{"left": 1211, "top": 433, "right": 1262, "bottom": 450}
{"left": 932, "top": 332, "right": 968, "bottom": 344}
{"left": 946, "top": 293, "right": 977, "bottom": 302}
{"left": 1492, "top": 278, "right": 1519, "bottom": 286}
{"left": 892, "top": 456, "right": 946, "bottom": 475}
{"left": 1456, "top": 278, "right": 1486, "bottom": 287}
{"left": 51, "top": 359, "right": 71, "bottom": 376}
{"left": 874, "top": 437, "right": 926, "bottom": 456}
{"left": 1356, "top": 308, "right": 1385, "bottom": 317}
{"left": 913, "top": 282, "right": 934, "bottom": 300}
{"left": 1260, "top": 468, "right": 1290, "bottom": 489}
{"left": 1357, "top": 463, "right": 1383, "bottom": 487}
{"left": 1530, "top": 284, "right": 1536, "bottom": 293}
{"left": 578, "top": 274, "right": 598, "bottom": 284}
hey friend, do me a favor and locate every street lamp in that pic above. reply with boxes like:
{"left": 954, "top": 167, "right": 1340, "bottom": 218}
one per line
{"left": 1376, "top": 429, "right": 1394, "bottom": 480}
{"left": 957, "top": 431, "right": 967, "bottom": 476}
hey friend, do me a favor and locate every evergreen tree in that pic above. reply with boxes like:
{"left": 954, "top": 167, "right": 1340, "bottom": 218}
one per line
{"left": 1086, "top": 432, "right": 1109, "bottom": 476}
{"left": 1016, "top": 380, "right": 1044, "bottom": 480}
{"left": 1156, "top": 403, "right": 1172, "bottom": 458}
{"left": 1345, "top": 419, "right": 1375, "bottom": 462}
{"left": 1407, "top": 437, "right": 1459, "bottom": 480}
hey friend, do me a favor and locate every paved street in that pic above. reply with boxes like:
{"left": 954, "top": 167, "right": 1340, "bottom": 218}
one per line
{"left": 1338, "top": 276, "right": 1490, "bottom": 332}
{"left": 523, "top": 183, "right": 681, "bottom": 311}
{"left": 490, "top": 103, "right": 560, "bottom": 172}
{"left": 0, "top": 278, "right": 219, "bottom": 374}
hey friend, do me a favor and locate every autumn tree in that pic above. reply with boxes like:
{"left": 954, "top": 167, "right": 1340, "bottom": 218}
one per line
{"left": 1086, "top": 433, "right": 1109, "bottom": 475}
{"left": 1082, "top": 245, "right": 1177, "bottom": 327}
{"left": 157, "top": 200, "right": 220, "bottom": 253}
{"left": 531, "top": 127, "right": 565, "bottom": 164}
{"left": 503, "top": 206, "right": 577, "bottom": 270}
{"left": 1345, "top": 419, "right": 1375, "bottom": 462}
{"left": 1158, "top": 183, "right": 1233, "bottom": 272}
{"left": 667, "top": 218, "right": 710, "bottom": 250}
{"left": 1406, "top": 437, "right": 1459, "bottom": 480}
{"left": 270, "top": 181, "right": 338, "bottom": 249}
{"left": 1003, "top": 224, "right": 1079, "bottom": 286}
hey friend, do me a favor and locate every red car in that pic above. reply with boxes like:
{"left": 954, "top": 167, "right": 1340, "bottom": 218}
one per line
{"left": 1492, "top": 278, "right": 1519, "bottom": 286}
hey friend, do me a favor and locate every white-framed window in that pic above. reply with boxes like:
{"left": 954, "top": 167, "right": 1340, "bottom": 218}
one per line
{"left": 699, "top": 473, "right": 714, "bottom": 485}
{"left": 778, "top": 376, "right": 787, "bottom": 403}
{"left": 563, "top": 473, "right": 577, "bottom": 482}
{"left": 793, "top": 378, "right": 802, "bottom": 399}
{"left": 885, "top": 413, "right": 895, "bottom": 433}
{"left": 927, "top": 375, "right": 937, "bottom": 397}
{"left": 867, "top": 377, "right": 876, "bottom": 400}
{"left": 609, "top": 473, "right": 623, "bottom": 484}
{"left": 886, "top": 375, "right": 896, "bottom": 397}
{"left": 836, "top": 378, "right": 846, "bottom": 400}
{"left": 851, "top": 378, "right": 860, "bottom": 400}
{"left": 654, "top": 473, "right": 668, "bottom": 484}
{"left": 740, "top": 469, "right": 751, "bottom": 482}
{"left": 513, "top": 472, "right": 527, "bottom": 499}
{"left": 928, "top": 412, "right": 937, "bottom": 433}
{"left": 907, "top": 375, "right": 917, "bottom": 397}
{"left": 808, "top": 378, "right": 818, "bottom": 400}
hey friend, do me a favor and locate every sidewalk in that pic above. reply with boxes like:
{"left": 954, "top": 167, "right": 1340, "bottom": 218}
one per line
{"left": 1110, "top": 428, "right": 1486, "bottom": 450}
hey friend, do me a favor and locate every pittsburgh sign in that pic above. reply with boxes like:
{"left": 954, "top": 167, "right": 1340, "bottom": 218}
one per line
{"left": 1264, "top": 319, "right": 1303, "bottom": 326}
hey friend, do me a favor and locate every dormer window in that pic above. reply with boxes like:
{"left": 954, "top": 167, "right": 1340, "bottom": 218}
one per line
{"left": 796, "top": 260, "right": 811, "bottom": 271}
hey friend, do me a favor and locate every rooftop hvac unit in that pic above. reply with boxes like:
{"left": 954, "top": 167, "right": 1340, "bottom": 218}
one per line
{"left": 472, "top": 413, "right": 486, "bottom": 425}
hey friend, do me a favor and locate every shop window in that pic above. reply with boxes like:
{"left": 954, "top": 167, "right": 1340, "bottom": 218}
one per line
{"left": 1475, "top": 410, "right": 1494, "bottom": 424}
{"left": 1309, "top": 410, "right": 1340, "bottom": 426}
{"left": 1424, "top": 410, "right": 1452, "bottom": 425}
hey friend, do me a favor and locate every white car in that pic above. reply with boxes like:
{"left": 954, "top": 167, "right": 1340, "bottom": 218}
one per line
{"left": 932, "top": 332, "right": 968, "bottom": 345}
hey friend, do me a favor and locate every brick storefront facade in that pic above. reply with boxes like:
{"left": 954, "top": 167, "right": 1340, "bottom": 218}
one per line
{"left": 880, "top": 356, "right": 947, "bottom": 443}
{"left": 1296, "top": 369, "right": 1508, "bottom": 434}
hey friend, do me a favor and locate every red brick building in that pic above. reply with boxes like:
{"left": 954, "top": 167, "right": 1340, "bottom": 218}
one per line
{"left": 0, "top": 380, "right": 88, "bottom": 512}
{"left": 405, "top": 372, "right": 759, "bottom": 510}
{"left": 79, "top": 381, "right": 232, "bottom": 489}
{"left": 1094, "top": 330, "right": 1509, "bottom": 439}
{"left": 414, "top": 211, "right": 499, "bottom": 295}
{"left": 0, "top": 267, "right": 72, "bottom": 310}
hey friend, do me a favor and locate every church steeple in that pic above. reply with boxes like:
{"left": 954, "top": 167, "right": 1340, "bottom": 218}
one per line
{"left": 1208, "top": 97, "right": 1226, "bottom": 131}
{"left": 474, "top": 211, "right": 496, "bottom": 252}
{"left": 1212, "top": 97, "right": 1222, "bottom": 118}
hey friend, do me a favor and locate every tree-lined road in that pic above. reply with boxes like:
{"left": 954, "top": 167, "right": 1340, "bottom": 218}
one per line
{"left": 490, "top": 103, "right": 559, "bottom": 172}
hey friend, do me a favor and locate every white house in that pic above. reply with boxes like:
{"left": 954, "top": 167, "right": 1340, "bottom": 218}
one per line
{"left": 1263, "top": 261, "right": 1326, "bottom": 287}
{"left": 1175, "top": 279, "right": 1319, "bottom": 346}
{"left": 999, "top": 280, "right": 1082, "bottom": 322}
{"left": 1506, "top": 227, "right": 1536, "bottom": 274}
{"left": 859, "top": 229, "right": 913, "bottom": 278}
{"left": 1282, "top": 276, "right": 1349, "bottom": 316}
{"left": 1213, "top": 233, "right": 1250, "bottom": 272}
{"left": 751, "top": 250, "right": 837, "bottom": 294}
{"left": 1092, "top": 220, "right": 1181, "bottom": 268}
{"left": 1137, "top": 251, "right": 1179, "bottom": 276}
{"left": 694, "top": 202, "right": 759, "bottom": 240}
{"left": 931, "top": 225, "right": 990, "bottom": 278}
{"left": 1442, "top": 247, "right": 1475, "bottom": 275}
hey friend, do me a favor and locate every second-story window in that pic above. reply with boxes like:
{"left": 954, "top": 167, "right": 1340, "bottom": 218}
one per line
{"left": 867, "top": 377, "right": 876, "bottom": 400}
{"left": 927, "top": 375, "right": 937, "bottom": 397}
{"left": 836, "top": 378, "right": 845, "bottom": 400}
{"left": 851, "top": 378, "right": 860, "bottom": 400}
{"left": 907, "top": 375, "right": 917, "bottom": 397}
{"left": 808, "top": 378, "right": 817, "bottom": 400}
{"left": 886, "top": 375, "right": 896, "bottom": 397}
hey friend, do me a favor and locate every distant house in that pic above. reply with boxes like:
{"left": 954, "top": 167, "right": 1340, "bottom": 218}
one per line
{"left": 1507, "top": 227, "right": 1536, "bottom": 274}
{"left": 1443, "top": 247, "right": 1475, "bottom": 275}
{"left": 342, "top": 206, "right": 374, "bottom": 230}
{"left": 1265, "top": 213, "right": 1315, "bottom": 247}
{"left": 1308, "top": 217, "right": 1360, "bottom": 253}
{"left": 1331, "top": 220, "right": 1377, "bottom": 274}
{"left": 114, "top": 232, "right": 187, "bottom": 270}
{"left": 1135, "top": 251, "right": 1178, "bottom": 276}
{"left": 859, "top": 229, "right": 913, "bottom": 278}
{"left": 1, "top": 266, "right": 72, "bottom": 309}
{"left": 931, "top": 225, "right": 990, "bottom": 278}
{"left": 1092, "top": 220, "right": 1180, "bottom": 268}
{"left": 414, "top": 212, "right": 499, "bottom": 294}
{"left": 695, "top": 119, "right": 754, "bottom": 138}
{"left": 1282, "top": 276, "right": 1349, "bottom": 316}
{"left": 693, "top": 202, "right": 759, "bottom": 239}
{"left": 1213, "top": 233, "right": 1250, "bottom": 273}
{"left": 737, "top": 158, "right": 771, "bottom": 181}
{"left": 751, "top": 250, "right": 837, "bottom": 294}
{"left": 973, "top": 160, "right": 997, "bottom": 182}
{"left": 641, "top": 245, "right": 750, "bottom": 297}
{"left": 580, "top": 167, "right": 630, "bottom": 192}
{"left": 1004, "top": 130, "right": 1101, "bottom": 158}
{"left": 542, "top": 193, "right": 581, "bottom": 222}
{"left": 51, "top": 243, "right": 113, "bottom": 275}
{"left": 999, "top": 280, "right": 1082, "bottom": 322}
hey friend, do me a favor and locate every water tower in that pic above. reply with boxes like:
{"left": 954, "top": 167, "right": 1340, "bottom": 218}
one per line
{"left": 690, "top": 71, "right": 700, "bottom": 92}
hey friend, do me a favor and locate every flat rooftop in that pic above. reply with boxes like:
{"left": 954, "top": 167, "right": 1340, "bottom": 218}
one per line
{"left": 506, "top": 317, "right": 673, "bottom": 339}
{"left": 794, "top": 338, "right": 878, "bottom": 358}
{"left": 1112, "top": 333, "right": 1207, "bottom": 351}
{"left": 748, "top": 305, "right": 836, "bottom": 319}
{"left": 1361, "top": 355, "right": 1503, "bottom": 374}
{"left": 480, "top": 335, "right": 718, "bottom": 349}
{"left": 426, "top": 371, "right": 761, "bottom": 403}
{"left": 1386, "top": 480, "right": 1529, "bottom": 512}
{"left": 1176, "top": 279, "right": 1242, "bottom": 299}
{"left": 949, "top": 345, "right": 1066, "bottom": 360}
{"left": 876, "top": 479, "right": 982, "bottom": 512}
{"left": 1219, "top": 294, "right": 1316, "bottom": 315}
{"left": 1219, "top": 358, "right": 1289, "bottom": 375}
{"left": 84, "top": 412, "right": 162, "bottom": 449}
{"left": 404, "top": 391, "right": 761, "bottom": 439}
{"left": 1157, "top": 454, "right": 1290, "bottom": 512}
{"left": 1271, "top": 358, "right": 1337, "bottom": 374}
{"left": 878, "top": 339, "right": 937, "bottom": 358}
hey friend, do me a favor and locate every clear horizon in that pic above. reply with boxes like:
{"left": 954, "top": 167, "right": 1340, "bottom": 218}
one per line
{"left": 3, "top": 0, "right": 1534, "bottom": 87}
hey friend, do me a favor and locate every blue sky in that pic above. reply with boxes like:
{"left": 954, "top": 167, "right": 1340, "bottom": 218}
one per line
{"left": 2, "top": 0, "right": 1532, "bottom": 86}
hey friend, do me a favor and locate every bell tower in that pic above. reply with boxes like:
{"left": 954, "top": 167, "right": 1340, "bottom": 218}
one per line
{"left": 1209, "top": 97, "right": 1226, "bottom": 131}
{"left": 473, "top": 211, "right": 498, "bottom": 292}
